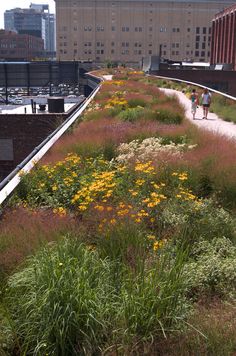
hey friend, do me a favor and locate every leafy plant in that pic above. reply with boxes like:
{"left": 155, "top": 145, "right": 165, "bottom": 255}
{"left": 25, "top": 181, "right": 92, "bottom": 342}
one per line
{"left": 154, "top": 109, "right": 183, "bottom": 124}
{"left": 118, "top": 107, "right": 144, "bottom": 122}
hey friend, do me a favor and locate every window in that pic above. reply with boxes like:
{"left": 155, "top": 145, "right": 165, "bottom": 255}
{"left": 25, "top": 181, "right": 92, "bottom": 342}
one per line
{"left": 112, "top": 26, "right": 115, "bottom": 31}
{"left": 196, "top": 27, "right": 200, "bottom": 34}
{"left": 195, "top": 43, "right": 199, "bottom": 49}
{"left": 201, "top": 51, "right": 205, "bottom": 57}
{"left": 111, "top": 42, "right": 115, "bottom": 46}
{"left": 149, "top": 27, "right": 153, "bottom": 31}
{"left": 195, "top": 51, "right": 199, "bottom": 56}
{"left": 111, "top": 49, "right": 115, "bottom": 54}
{"left": 202, "top": 27, "right": 206, "bottom": 34}
{"left": 160, "top": 27, "right": 166, "bottom": 32}
{"left": 196, "top": 36, "right": 200, "bottom": 42}
{"left": 202, "top": 43, "right": 205, "bottom": 49}
{"left": 187, "top": 28, "right": 191, "bottom": 32}
{"left": 148, "top": 50, "right": 152, "bottom": 54}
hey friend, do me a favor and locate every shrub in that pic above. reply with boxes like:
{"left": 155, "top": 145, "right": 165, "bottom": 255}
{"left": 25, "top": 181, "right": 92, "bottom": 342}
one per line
{"left": 127, "top": 98, "right": 147, "bottom": 108}
{"left": 184, "top": 237, "right": 236, "bottom": 298}
{"left": 162, "top": 198, "right": 236, "bottom": 244}
{"left": 154, "top": 109, "right": 183, "bottom": 124}
{"left": 118, "top": 107, "right": 144, "bottom": 122}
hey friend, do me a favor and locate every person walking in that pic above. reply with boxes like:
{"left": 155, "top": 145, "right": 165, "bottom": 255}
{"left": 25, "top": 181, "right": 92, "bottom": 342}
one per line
{"left": 190, "top": 88, "right": 199, "bottom": 120}
{"left": 201, "top": 88, "right": 212, "bottom": 119}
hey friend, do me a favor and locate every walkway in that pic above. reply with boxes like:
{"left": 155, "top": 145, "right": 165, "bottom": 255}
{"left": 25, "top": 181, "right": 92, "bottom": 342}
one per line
{"left": 160, "top": 88, "right": 236, "bottom": 141}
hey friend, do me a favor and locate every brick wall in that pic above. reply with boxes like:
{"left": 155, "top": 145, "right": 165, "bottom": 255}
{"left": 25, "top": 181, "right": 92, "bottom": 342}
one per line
{"left": 0, "top": 101, "right": 82, "bottom": 180}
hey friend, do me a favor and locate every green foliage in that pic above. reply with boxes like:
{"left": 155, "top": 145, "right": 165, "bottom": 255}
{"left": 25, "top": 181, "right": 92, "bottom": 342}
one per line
{"left": 184, "top": 237, "right": 236, "bottom": 298}
{"left": 127, "top": 98, "right": 147, "bottom": 108}
{"left": 163, "top": 198, "right": 236, "bottom": 244}
{"left": 154, "top": 109, "right": 183, "bottom": 124}
{"left": 4, "top": 238, "right": 189, "bottom": 355}
{"left": 196, "top": 174, "right": 214, "bottom": 198}
{"left": 118, "top": 107, "right": 144, "bottom": 122}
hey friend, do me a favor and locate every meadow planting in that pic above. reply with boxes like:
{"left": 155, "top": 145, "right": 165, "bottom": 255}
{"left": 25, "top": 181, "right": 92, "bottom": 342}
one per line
{"left": 1, "top": 70, "right": 236, "bottom": 355}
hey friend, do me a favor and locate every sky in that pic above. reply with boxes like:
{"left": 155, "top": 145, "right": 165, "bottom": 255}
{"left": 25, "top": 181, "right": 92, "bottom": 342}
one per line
{"left": 0, "top": 0, "right": 55, "bottom": 29}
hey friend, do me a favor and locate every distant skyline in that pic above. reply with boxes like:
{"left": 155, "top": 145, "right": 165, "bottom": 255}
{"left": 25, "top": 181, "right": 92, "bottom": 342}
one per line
{"left": 0, "top": 0, "right": 55, "bottom": 29}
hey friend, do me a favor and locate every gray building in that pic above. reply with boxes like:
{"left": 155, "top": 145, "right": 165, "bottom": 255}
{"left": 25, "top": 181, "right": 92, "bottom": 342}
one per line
{"left": 4, "top": 5, "right": 55, "bottom": 53}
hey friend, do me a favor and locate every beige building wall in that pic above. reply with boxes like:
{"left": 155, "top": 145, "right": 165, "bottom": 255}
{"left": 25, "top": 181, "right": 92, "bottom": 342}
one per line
{"left": 55, "top": 0, "right": 234, "bottom": 63}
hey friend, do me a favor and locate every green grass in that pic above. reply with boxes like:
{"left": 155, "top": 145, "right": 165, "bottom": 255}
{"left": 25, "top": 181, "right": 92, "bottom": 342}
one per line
{"left": 210, "top": 95, "right": 236, "bottom": 123}
{"left": 4, "top": 237, "right": 189, "bottom": 355}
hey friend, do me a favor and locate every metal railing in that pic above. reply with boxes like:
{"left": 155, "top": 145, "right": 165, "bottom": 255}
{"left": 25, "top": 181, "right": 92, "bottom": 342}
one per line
{"left": 0, "top": 74, "right": 103, "bottom": 206}
{"left": 149, "top": 74, "right": 236, "bottom": 102}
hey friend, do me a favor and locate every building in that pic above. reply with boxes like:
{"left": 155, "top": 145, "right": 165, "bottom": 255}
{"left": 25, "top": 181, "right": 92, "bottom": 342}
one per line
{"left": 211, "top": 4, "right": 236, "bottom": 70}
{"left": 4, "top": 5, "right": 55, "bottom": 53}
{"left": 0, "top": 30, "right": 44, "bottom": 61}
{"left": 55, "top": 0, "right": 234, "bottom": 64}
{"left": 30, "top": 4, "right": 56, "bottom": 53}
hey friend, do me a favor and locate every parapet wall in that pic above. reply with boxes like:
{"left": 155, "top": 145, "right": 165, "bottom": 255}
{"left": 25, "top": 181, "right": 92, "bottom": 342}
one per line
{"left": 155, "top": 69, "right": 236, "bottom": 97}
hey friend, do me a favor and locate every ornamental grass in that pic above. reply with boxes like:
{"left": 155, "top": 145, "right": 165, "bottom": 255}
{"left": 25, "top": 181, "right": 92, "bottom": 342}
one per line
{"left": 1, "top": 69, "right": 236, "bottom": 354}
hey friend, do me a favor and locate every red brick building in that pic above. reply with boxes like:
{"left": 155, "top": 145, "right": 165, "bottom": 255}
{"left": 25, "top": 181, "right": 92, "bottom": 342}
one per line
{"left": 211, "top": 4, "right": 236, "bottom": 70}
{"left": 0, "top": 30, "right": 44, "bottom": 61}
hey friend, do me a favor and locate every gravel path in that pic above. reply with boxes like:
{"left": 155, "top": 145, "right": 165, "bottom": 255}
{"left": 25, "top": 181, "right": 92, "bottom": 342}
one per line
{"left": 160, "top": 88, "right": 236, "bottom": 141}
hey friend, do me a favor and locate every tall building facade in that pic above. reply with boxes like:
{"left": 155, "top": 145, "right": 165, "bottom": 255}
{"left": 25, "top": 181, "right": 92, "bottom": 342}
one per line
{"left": 55, "top": 0, "right": 234, "bottom": 63}
{"left": 4, "top": 5, "right": 55, "bottom": 53}
{"left": 211, "top": 4, "right": 236, "bottom": 70}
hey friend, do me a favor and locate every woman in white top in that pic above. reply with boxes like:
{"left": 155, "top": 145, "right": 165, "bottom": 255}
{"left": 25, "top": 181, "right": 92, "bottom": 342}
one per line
{"left": 201, "top": 88, "right": 212, "bottom": 119}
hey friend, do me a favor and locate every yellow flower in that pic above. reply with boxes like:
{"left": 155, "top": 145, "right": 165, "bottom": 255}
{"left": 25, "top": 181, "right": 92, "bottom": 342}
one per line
{"left": 147, "top": 234, "right": 156, "bottom": 240}
{"left": 94, "top": 205, "right": 105, "bottom": 212}
{"left": 153, "top": 241, "right": 159, "bottom": 251}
